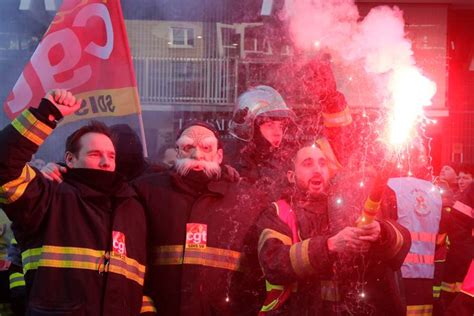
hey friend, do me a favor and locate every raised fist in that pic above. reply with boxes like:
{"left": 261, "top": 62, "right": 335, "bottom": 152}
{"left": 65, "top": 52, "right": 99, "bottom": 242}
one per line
{"left": 302, "top": 58, "right": 337, "bottom": 102}
{"left": 45, "top": 89, "right": 82, "bottom": 117}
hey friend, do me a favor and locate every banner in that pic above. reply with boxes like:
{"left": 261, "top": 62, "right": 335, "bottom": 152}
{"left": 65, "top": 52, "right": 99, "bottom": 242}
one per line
{"left": 3, "top": 0, "right": 141, "bottom": 124}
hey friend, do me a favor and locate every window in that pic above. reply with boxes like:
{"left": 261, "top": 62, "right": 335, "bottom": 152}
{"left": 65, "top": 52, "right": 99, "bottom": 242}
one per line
{"left": 169, "top": 27, "right": 195, "bottom": 48}
{"left": 243, "top": 37, "right": 272, "bottom": 55}
{"left": 217, "top": 24, "right": 242, "bottom": 57}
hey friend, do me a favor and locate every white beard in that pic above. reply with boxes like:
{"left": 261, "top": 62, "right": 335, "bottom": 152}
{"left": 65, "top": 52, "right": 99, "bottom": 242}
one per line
{"left": 175, "top": 158, "right": 221, "bottom": 179}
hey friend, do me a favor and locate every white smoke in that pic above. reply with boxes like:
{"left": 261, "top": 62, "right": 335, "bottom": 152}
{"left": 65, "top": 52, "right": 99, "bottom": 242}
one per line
{"left": 283, "top": 0, "right": 358, "bottom": 50}
{"left": 284, "top": 0, "right": 436, "bottom": 145}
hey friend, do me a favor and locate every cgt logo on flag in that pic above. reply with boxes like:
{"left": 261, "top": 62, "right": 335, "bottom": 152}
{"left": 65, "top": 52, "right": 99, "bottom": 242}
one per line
{"left": 3, "top": 0, "right": 141, "bottom": 122}
{"left": 112, "top": 231, "right": 127, "bottom": 256}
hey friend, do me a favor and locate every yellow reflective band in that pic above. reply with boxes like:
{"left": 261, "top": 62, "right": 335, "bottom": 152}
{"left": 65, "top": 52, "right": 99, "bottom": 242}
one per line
{"left": 28, "top": 245, "right": 104, "bottom": 256}
{"left": 9, "top": 272, "right": 25, "bottom": 289}
{"left": 289, "top": 239, "right": 314, "bottom": 277}
{"left": 323, "top": 106, "right": 353, "bottom": 128}
{"left": 154, "top": 245, "right": 242, "bottom": 271}
{"left": 265, "top": 280, "right": 284, "bottom": 291}
{"left": 9, "top": 280, "right": 26, "bottom": 289}
{"left": 22, "top": 245, "right": 103, "bottom": 269}
{"left": 12, "top": 109, "right": 53, "bottom": 146}
{"left": 153, "top": 245, "right": 184, "bottom": 265}
{"left": 406, "top": 304, "right": 433, "bottom": 316}
{"left": 258, "top": 229, "right": 292, "bottom": 254}
{"left": 140, "top": 295, "right": 157, "bottom": 314}
{"left": 0, "top": 165, "right": 36, "bottom": 204}
{"left": 261, "top": 282, "right": 296, "bottom": 313}
{"left": 441, "top": 281, "right": 462, "bottom": 293}
{"left": 109, "top": 253, "right": 146, "bottom": 285}
{"left": 383, "top": 221, "right": 404, "bottom": 258}
{"left": 261, "top": 299, "right": 279, "bottom": 312}
{"left": 183, "top": 247, "right": 241, "bottom": 271}
{"left": 33, "top": 259, "right": 97, "bottom": 271}
{"left": 22, "top": 245, "right": 145, "bottom": 286}
{"left": 9, "top": 272, "right": 24, "bottom": 280}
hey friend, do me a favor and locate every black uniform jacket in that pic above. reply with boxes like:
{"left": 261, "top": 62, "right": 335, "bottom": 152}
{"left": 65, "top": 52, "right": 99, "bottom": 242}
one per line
{"left": 0, "top": 100, "right": 148, "bottom": 316}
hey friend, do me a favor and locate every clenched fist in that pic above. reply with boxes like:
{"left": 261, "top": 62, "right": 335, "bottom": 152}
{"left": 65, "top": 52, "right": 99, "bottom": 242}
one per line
{"left": 302, "top": 57, "right": 337, "bottom": 103}
{"left": 45, "top": 89, "right": 82, "bottom": 118}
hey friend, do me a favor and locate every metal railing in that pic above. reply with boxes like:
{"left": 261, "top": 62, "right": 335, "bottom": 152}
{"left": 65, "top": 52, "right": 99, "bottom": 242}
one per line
{"left": 133, "top": 57, "right": 238, "bottom": 105}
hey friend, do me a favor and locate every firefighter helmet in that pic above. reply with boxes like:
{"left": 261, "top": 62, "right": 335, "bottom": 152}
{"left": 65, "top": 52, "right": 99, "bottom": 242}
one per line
{"left": 229, "top": 85, "right": 296, "bottom": 141}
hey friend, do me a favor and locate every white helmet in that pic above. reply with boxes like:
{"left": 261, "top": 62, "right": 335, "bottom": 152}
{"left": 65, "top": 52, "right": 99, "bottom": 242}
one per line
{"left": 229, "top": 85, "right": 296, "bottom": 141}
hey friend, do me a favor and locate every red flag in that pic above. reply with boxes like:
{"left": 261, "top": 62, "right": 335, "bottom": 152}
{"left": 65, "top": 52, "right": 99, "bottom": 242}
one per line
{"left": 3, "top": 0, "right": 141, "bottom": 124}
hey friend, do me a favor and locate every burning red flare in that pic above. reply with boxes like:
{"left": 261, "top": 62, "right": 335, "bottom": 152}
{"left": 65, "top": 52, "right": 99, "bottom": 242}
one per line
{"left": 387, "top": 66, "right": 436, "bottom": 147}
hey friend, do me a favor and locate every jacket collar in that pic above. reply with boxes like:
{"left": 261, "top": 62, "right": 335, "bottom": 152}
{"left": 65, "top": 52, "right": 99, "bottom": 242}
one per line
{"left": 63, "top": 168, "right": 134, "bottom": 199}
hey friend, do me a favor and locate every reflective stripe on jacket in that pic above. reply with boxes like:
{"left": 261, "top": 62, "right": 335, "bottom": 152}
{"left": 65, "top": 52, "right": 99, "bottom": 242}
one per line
{"left": 389, "top": 177, "right": 441, "bottom": 278}
{"left": 259, "top": 200, "right": 298, "bottom": 314}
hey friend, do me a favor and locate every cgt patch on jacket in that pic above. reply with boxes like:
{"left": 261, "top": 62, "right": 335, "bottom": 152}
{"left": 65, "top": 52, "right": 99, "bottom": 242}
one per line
{"left": 112, "top": 231, "right": 127, "bottom": 256}
{"left": 186, "top": 223, "right": 207, "bottom": 249}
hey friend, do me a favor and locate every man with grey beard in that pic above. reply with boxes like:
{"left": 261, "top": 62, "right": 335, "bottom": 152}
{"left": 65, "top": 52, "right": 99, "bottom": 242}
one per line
{"left": 133, "top": 121, "right": 266, "bottom": 316}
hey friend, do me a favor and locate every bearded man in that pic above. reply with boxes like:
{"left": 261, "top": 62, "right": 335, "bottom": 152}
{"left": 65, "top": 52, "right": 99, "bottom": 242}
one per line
{"left": 252, "top": 142, "right": 411, "bottom": 315}
{"left": 133, "top": 121, "right": 265, "bottom": 316}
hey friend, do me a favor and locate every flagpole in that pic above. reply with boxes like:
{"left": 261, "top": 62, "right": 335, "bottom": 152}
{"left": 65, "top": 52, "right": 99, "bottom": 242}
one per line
{"left": 137, "top": 110, "right": 149, "bottom": 158}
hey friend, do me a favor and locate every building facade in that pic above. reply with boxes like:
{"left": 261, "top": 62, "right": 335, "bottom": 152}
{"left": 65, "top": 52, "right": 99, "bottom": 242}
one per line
{"left": 0, "top": 0, "right": 473, "bottom": 170}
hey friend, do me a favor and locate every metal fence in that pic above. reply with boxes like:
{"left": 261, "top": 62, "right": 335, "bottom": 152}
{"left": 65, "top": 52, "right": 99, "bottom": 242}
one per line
{"left": 133, "top": 57, "right": 238, "bottom": 105}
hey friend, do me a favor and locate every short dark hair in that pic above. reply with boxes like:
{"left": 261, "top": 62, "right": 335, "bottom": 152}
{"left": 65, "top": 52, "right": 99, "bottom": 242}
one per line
{"left": 109, "top": 124, "right": 143, "bottom": 159}
{"left": 289, "top": 139, "right": 319, "bottom": 168}
{"left": 65, "top": 121, "right": 113, "bottom": 156}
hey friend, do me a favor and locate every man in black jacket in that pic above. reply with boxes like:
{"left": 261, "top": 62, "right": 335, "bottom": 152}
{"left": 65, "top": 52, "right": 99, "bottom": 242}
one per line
{"left": 0, "top": 90, "right": 151, "bottom": 315}
{"left": 133, "top": 121, "right": 266, "bottom": 316}
{"left": 252, "top": 142, "right": 411, "bottom": 315}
